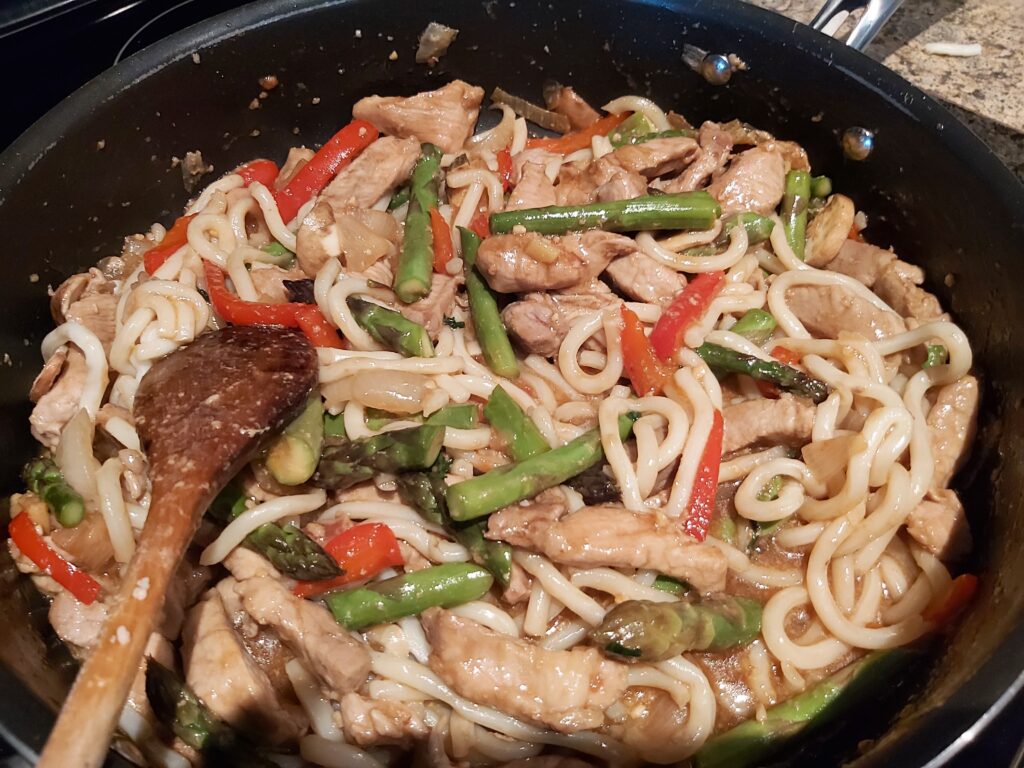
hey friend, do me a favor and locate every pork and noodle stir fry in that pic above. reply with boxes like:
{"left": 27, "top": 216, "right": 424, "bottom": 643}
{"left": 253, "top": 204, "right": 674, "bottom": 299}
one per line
{"left": 11, "top": 78, "right": 980, "bottom": 767}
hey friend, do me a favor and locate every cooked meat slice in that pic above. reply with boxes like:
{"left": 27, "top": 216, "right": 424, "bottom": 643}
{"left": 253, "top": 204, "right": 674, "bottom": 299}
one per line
{"left": 609, "top": 136, "right": 699, "bottom": 178}
{"left": 49, "top": 590, "right": 108, "bottom": 654}
{"left": 29, "top": 346, "right": 90, "bottom": 450}
{"left": 486, "top": 502, "right": 727, "bottom": 592}
{"left": 400, "top": 273, "right": 461, "bottom": 339}
{"left": 422, "top": 608, "right": 629, "bottom": 732}
{"left": 604, "top": 251, "right": 686, "bottom": 306}
{"left": 339, "top": 692, "right": 430, "bottom": 747}
{"left": 872, "top": 260, "right": 945, "bottom": 321}
{"left": 827, "top": 239, "right": 896, "bottom": 287}
{"left": 322, "top": 136, "right": 420, "bottom": 209}
{"left": 476, "top": 231, "right": 635, "bottom": 293}
{"left": 507, "top": 161, "right": 558, "bottom": 211}
{"left": 223, "top": 547, "right": 283, "bottom": 581}
{"left": 707, "top": 147, "right": 785, "bottom": 215}
{"left": 927, "top": 375, "right": 979, "bottom": 489}
{"left": 352, "top": 80, "right": 485, "bottom": 153}
{"left": 295, "top": 201, "right": 341, "bottom": 277}
{"left": 503, "top": 291, "right": 621, "bottom": 356}
{"left": 544, "top": 85, "right": 601, "bottom": 129}
{"left": 275, "top": 147, "right": 314, "bottom": 190}
{"left": 656, "top": 121, "right": 733, "bottom": 193}
{"left": 51, "top": 268, "right": 118, "bottom": 350}
{"left": 786, "top": 284, "right": 906, "bottom": 340}
{"left": 723, "top": 394, "right": 816, "bottom": 454}
{"left": 763, "top": 140, "right": 810, "bottom": 172}
{"left": 235, "top": 576, "right": 371, "bottom": 697}
{"left": 182, "top": 591, "right": 307, "bottom": 744}
{"left": 805, "top": 195, "right": 856, "bottom": 267}
{"left": 249, "top": 263, "right": 308, "bottom": 304}
{"left": 906, "top": 489, "right": 971, "bottom": 560}
{"left": 556, "top": 156, "right": 647, "bottom": 206}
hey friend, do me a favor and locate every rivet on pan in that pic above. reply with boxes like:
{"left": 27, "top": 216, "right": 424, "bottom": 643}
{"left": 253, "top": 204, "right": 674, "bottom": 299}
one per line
{"left": 842, "top": 127, "right": 875, "bottom": 161}
{"left": 700, "top": 54, "right": 733, "bottom": 86}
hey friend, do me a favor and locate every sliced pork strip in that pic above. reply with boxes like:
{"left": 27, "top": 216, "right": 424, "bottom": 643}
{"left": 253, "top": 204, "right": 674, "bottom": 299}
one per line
{"left": 507, "top": 161, "right": 558, "bottom": 211}
{"left": 707, "top": 146, "right": 785, "bottom": 215}
{"left": 29, "top": 346, "right": 90, "bottom": 450}
{"left": 609, "top": 136, "right": 699, "bottom": 178}
{"left": 486, "top": 502, "right": 727, "bottom": 592}
{"left": 502, "top": 291, "right": 621, "bottom": 356}
{"left": 786, "top": 284, "right": 906, "bottom": 341}
{"left": 544, "top": 85, "right": 601, "bottom": 129}
{"left": 353, "top": 80, "right": 484, "bottom": 154}
{"left": 872, "top": 260, "right": 946, "bottom": 322}
{"left": 656, "top": 121, "right": 733, "bottom": 193}
{"left": 722, "top": 394, "right": 816, "bottom": 454}
{"left": 400, "top": 273, "right": 461, "bottom": 339}
{"left": 322, "top": 136, "right": 420, "bottom": 210}
{"left": 339, "top": 693, "right": 430, "bottom": 747}
{"left": 556, "top": 157, "right": 647, "bottom": 206}
{"left": 906, "top": 489, "right": 972, "bottom": 560}
{"left": 421, "top": 608, "right": 629, "bottom": 732}
{"left": 604, "top": 251, "right": 686, "bottom": 307}
{"left": 826, "top": 239, "right": 896, "bottom": 287}
{"left": 927, "top": 374, "right": 979, "bottom": 489}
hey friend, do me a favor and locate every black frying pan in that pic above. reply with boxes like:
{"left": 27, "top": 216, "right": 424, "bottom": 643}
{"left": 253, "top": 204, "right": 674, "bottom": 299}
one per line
{"left": 1, "top": 0, "right": 1023, "bottom": 765}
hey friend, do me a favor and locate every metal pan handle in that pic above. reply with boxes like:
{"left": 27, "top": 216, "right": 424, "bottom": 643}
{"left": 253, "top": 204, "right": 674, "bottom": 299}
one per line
{"left": 810, "top": 0, "right": 905, "bottom": 51}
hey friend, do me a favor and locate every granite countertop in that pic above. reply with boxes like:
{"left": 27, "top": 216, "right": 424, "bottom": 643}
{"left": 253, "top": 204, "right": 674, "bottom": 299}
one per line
{"left": 748, "top": 0, "right": 1024, "bottom": 179}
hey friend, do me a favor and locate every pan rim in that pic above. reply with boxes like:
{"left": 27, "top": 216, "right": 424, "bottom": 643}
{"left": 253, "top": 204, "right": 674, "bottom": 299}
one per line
{"left": 0, "top": 0, "right": 1022, "bottom": 765}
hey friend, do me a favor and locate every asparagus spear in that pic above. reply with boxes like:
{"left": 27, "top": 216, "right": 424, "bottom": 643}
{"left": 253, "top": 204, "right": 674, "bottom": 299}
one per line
{"left": 396, "top": 454, "right": 513, "bottom": 587}
{"left": 260, "top": 241, "right": 295, "bottom": 267}
{"left": 924, "top": 343, "right": 948, "bottom": 368}
{"left": 460, "top": 227, "right": 520, "bottom": 379}
{"left": 593, "top": 596, "right": 762, "bottom": 661}
{"left": 22, "top": 457, "right": 85, "bottom": 528}
{"left": 651, "top": 574, "right": 690, "bottom": 596}
{"left": 323, "top": 411, "right": 347, "bottom": 438}
{"left": 781, "top": 170, "right": 812, "bottom": 260}
{"left": 694, "top": 650, "right": 910, "bottom": 768}
{"left": 394, "top": 143, "right": 442, "bottom": 303}
{"left": 365, "top": 404, "right": 479, "bottom": 431}
{"left": 488, "top": 191, "right": 720, "bottom": 236}
{"left": 810, "top": 174, "right": 833, "bottom": 199}
{"left": 483, "top": 385, "right": 549, "bottom": 462}
{"left": 677, "top": 212, "right": 775, "bottom": 259}
{"left": 729, "top": 308, "right": 777, "bottom": 346}
{"left": 325, "top": 562, "right": 493, "bottom": 630}
{"left": 347, "top": 296, "right": 434, "bottom": 358}
{"left": 207, "top": 483, "right": 341, "bottom": 581}
{"left": 696, "top": 342, "right": 830, "bottom": 404}
{"left": 445, "top": 414, "right": 637, "bottom": 522}
{"left": 145, "top": 660, "right": 277, "bottom": 767}
{"left": 313, "top": 424, "right": 446, "bottom": 490}
{"left": 265, "top": 394, "right": 325, "bottom": 486}
{"left": 387, "top": 184, "right": 411, "bottom": 211}
{"left": 757, "top": 475, "right": 783, "bottom": 502}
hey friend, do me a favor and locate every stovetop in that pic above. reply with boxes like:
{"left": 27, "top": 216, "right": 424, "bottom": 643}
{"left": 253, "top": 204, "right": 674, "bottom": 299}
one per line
{"left": 0, "top": 0, "right": 1021, "bottom": 765}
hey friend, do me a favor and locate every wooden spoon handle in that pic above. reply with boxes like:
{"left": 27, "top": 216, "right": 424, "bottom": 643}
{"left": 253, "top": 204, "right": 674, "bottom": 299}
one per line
{"left": 37, "top": 485, "right": 204, "bottom": 768}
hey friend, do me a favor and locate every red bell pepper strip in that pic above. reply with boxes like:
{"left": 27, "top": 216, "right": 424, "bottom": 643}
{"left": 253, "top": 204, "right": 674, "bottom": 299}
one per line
{"left": 650, "top": 271, "right": 725, "bottom": 362}
{"left": 525, "top": 113, "right": 627, "bottom": 154}
{"left": 429, "top": 208, "right": 454, "bottom": 274}
{"left": 469, "top": 203, "right": 491, "bottom": 239}
{"left": 293, "top": 523, "right": 404, "bottom": 598}
{"left": 496, "top": 148, "right": 514, "bottom": 191}
{"left": 683, "top": 410, "right": 724, "bottom": 541}
{"left": 9, "top": 512, "right": 101, "bottom": 604}
{"left": 924, "top": 573, "right": 978, "bottom": 626}
{"left": 236, "top": 158, "right": 280, "bottom": 188}
{"left": 621, "top": 305, "right": 674, "bottom": 396}
{"left": 203, "top": 262, "right": 342, "bottom": 347}
{"left": 273, "top": 119, "right": 379, "bottom": 224}
{"left": 143, "top": 214, "right": 196, "bottom": 274}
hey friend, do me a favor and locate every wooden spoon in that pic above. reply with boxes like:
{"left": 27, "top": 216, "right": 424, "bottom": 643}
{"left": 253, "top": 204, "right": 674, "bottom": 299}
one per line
{"left": 37, "top": 325, "right": 318, "bottom": 768}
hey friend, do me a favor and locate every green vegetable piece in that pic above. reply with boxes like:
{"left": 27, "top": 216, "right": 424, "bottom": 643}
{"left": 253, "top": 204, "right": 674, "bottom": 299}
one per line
{"left": 694, "top": 650, "right": 910, "bottom": 768}
{"left": 593, "top": 596, "right": 762, "bottom": 661}
{"left": 445, "top": 415, "right": 636, "bottom": 522}
{"left": 757, "top": 475, "right": 783, "bottom": 502}
{"left": 425, "top": 404, "right": 479, "bottom": 429}
{"left": 751, "top": 516, "right": 789, "bottom": 543}
{"left": 696, "top": 342, "right": 830, "bottom": 404}
{"left": 387, "top": 185, "right": 411, "bottom": 211}
{"left": 266, "top": 395, "right": 325, "bottom": 486}
{"left": 924, "top": 344, "right": 948, "bottom": 368}
{"left": 729, "top": 308, "right": 777, "bottom": 346}
{"left": 725, "top": 212, "right": 775, "bottom": 245}
{"left": 484, "top": 385, "right": 550, "bottom": 462}
{"left": 326, "top": 562, "right": 494, "bottom": 629}
{"left": 651, "top": 575, "right": 690, "bottom": 596}
{"left": 607, "top": 112, "right": 655, "bottom": 147}
{"left": 633, "top": 128, "right": 699, "bottom": 143}
{"left": 324, "top": 411, "right": 347, "bottom": 438}
{"left": 811, "top": 175, "right": 833, "bottom": 199}
{"left": 489, "top": 191, "right": 721, "bottom": 236}
{"left": 347, "top": 296, "right": 434, "bottom": 358}
{"left": 22, "top": 457, "right": 85, "bottom": 528}
{"left": 260, "top": 241, "right": 294, "bottom": 266}
{"left": 781, "top": 170, "right": 812, "bottom": 260}
{"left": 394, "top": 143, "right": 442, "bottom": 303}
{"left": 314, "top": 424, "right": 446, "bottom": 491}
{"left": 460, "top": 227, "right": 520, "bottom": 378}
{"left": 709, "top": 507, "right": 738, "bottom": 545}
{"left": 146, "top": 660, "right": 276, "bottom": 767}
